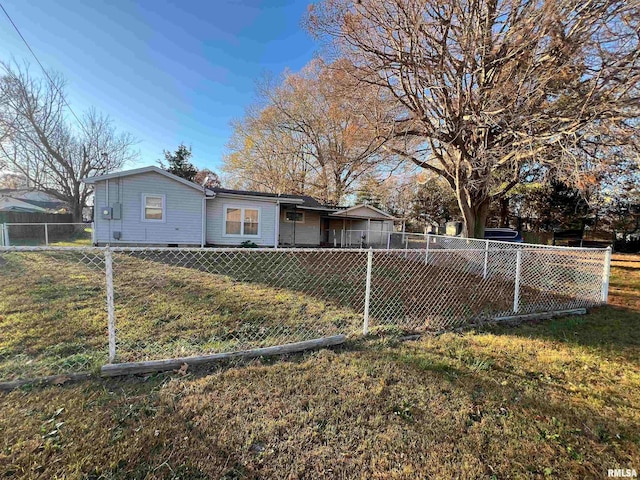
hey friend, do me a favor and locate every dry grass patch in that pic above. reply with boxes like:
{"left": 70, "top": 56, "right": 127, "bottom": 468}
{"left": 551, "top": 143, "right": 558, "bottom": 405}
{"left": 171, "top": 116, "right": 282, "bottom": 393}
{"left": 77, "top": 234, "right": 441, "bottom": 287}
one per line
{"left": 112, "top": 254, "right": 362, "bottom": 361}
{"left": 1, "top": 320, "right": 638, "bottom": 479}
{"left": 0, "top": 251, "right": 362, "bottom": 380}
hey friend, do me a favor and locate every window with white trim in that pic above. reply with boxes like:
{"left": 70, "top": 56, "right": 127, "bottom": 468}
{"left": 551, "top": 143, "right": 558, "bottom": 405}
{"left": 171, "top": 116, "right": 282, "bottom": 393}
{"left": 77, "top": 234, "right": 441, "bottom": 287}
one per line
{"left": 224, "top": 205, "right": 260, "bottom": 236}
{"left": 284, "top": 210, "right": 304, "bottom": 223}
{"left": 142, "top": 194, "right": 165, "bottom": 222}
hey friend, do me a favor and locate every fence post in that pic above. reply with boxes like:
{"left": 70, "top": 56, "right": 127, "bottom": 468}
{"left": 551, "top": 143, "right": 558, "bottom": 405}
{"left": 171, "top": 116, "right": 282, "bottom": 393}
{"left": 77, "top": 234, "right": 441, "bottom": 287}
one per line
{"left": 601, "top": 246, "right": 612, "bottom": 303}
{"left": 363, "top": 247, "right": 373, "bottom": 335}
{"left": 483, "top": 240, "right": 489, "bottom": 279}
{"left": 3, "top": 223, "right": 9, "bottom": 247}
{"left": 44, "top": 223, "right": 49, "bottom": 246}
{"left": 0, "top": 223, "right": 4, "bottom": 247}
{"left": 104, "top": 247, "right": 117, "bottom": 363}
{"left": 513, "top": 249, "right": 522, "bottom": 313}
{"left": 386, "top": 232, "right": 391, "bottom": 250}
{"left": 425, "top": 234, "right": 430, "bottom": 265}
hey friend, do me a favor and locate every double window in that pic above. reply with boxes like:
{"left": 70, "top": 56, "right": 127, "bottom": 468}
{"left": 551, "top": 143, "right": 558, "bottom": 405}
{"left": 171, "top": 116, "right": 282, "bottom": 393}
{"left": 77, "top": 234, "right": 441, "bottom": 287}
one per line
{"left": 142, "top": 194, "right": 165, "bottom": 222}
{"left": 224, "top": 205, "right": 260, "bottom": 236}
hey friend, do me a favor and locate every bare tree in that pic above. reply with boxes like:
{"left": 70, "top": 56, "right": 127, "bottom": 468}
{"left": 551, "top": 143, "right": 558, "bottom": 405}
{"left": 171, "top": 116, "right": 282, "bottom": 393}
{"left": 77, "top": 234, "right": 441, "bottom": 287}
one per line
{"left": 0, "top": 61, "right": 138, "bottom": 220}
{"left": 308, "top": 0, "right": 640, "bottom": 237}
{"left": 224, "top": 59, "right": 399, "bottom": 204}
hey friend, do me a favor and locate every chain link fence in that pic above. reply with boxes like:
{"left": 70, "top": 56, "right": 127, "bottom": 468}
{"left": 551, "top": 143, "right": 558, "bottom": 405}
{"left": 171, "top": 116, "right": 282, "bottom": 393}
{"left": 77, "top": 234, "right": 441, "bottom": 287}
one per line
{"left": 0, "top": 238, "right": 611, "bottom": 381}
{"left": 1, "top": 223, "right": 93, "bottom": 247}
{"left": 108, "top": 248, "right": 367, "bottom": 364}
{"left": 0, "top": 247, "right": 106, "bottom": 381}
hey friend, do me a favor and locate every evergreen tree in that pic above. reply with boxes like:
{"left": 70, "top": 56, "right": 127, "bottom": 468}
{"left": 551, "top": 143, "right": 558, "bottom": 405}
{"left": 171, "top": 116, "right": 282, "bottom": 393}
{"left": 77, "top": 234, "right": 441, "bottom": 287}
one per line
{"left": 160, "top": 144, "right": 198, "bottom": 182}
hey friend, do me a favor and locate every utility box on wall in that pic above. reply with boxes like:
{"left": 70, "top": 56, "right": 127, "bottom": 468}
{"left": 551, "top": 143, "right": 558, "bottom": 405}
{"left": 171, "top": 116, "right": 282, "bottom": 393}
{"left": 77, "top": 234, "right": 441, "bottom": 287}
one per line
{"left": 112, "top": 203, "right": 122, "bottom": 220}
{"left": 100, "top": 204, "right": 122, "bottom": 220}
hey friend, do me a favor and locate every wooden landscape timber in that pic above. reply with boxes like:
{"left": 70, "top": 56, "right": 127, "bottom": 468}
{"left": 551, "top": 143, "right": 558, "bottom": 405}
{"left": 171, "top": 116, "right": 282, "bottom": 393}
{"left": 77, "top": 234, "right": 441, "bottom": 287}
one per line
{"left": 101, "top": 335, "right": 347, "bottom": 377}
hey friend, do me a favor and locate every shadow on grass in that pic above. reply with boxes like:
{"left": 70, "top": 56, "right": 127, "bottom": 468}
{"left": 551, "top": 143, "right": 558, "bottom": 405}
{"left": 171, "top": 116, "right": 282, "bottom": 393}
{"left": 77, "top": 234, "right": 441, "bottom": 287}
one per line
{"left": 480, "top": 305, "right": 640, "bottom": 361}
{"left": 3, "top": 329, "right": 638, "bottom": 478}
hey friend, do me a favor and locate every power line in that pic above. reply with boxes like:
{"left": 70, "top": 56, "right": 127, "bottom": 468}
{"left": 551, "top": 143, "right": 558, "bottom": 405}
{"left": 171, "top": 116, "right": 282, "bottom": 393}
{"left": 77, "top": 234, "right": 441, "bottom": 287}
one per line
{"left": 0, "top": 1, "right": 89, "bottom": 136}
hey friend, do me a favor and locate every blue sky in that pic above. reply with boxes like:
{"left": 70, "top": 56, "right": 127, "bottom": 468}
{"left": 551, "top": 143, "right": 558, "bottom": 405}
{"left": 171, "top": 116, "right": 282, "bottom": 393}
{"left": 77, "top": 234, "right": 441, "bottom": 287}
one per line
{"left": 0, "top": 0, "right": 317, "bottom": 171}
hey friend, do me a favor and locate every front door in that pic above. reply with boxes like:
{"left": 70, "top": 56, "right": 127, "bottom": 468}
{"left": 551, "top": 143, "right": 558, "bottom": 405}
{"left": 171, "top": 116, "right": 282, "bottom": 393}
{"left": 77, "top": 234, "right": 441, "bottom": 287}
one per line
{"left": 320, "top": 218, "right": 331, "bottom": 245}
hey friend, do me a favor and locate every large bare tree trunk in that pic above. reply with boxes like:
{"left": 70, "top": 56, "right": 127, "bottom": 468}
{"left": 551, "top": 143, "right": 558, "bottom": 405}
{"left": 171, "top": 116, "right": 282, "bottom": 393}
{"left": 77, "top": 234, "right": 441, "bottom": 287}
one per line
{"left": 70, "top": 202, "right": 83, "bottom": 223}
{"left": 459, "top": 193, "right": 491, "bottom": 238}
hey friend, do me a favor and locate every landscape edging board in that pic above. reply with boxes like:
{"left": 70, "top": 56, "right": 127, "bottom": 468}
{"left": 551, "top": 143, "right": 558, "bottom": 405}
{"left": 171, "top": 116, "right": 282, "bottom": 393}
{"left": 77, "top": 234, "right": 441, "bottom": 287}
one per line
{"left": 101, "top": 334, "right": 347, "bottom": 377}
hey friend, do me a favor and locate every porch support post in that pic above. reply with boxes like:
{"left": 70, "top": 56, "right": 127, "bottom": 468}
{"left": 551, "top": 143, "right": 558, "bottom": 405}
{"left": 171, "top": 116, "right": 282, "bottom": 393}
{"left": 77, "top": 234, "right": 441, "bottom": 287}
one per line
{"left": 366, "top": 218, "right": 371, "bottom": 245}
{"left": 292, "top": 205, "right": 297, "bottom": 247}
{"left": 274, "top": 201, "right": 280, "bottom": 249}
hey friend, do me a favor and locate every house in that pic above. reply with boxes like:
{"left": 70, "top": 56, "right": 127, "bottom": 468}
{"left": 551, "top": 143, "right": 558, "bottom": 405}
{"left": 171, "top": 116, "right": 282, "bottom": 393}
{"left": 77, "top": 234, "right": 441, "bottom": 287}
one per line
{"left": 0, "top": 188, "right": 67, "bottom": 213}
{"left": 83, "top": 166, "right": 398, "bottom": 247}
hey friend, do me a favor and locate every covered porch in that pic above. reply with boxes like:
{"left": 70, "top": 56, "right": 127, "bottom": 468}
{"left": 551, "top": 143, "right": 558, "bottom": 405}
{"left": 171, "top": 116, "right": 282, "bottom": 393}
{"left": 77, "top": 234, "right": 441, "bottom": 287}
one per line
{"left": 277, "top": 203, "right": 401, "bottom": 247}
{"left": 322, "top": 205, "right": 400, "bottom": 248}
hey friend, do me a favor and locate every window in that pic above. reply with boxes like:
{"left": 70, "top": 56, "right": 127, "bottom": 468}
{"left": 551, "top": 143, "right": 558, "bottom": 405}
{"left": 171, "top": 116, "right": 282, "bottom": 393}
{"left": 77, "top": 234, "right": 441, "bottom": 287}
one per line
{"left": 225, "top": 207, "right": 241, "bottom": 234}
{"left": 284, "top": 210, "right": 304, "bottom": 223}
{"left": 224, "top": 205, "right": 260, "bottom": 236}
{"left": 142, "top": 194, "right": 165, "bottom": 222}
{"left": 244, "top": 208, "right": 259, "bottom": 235}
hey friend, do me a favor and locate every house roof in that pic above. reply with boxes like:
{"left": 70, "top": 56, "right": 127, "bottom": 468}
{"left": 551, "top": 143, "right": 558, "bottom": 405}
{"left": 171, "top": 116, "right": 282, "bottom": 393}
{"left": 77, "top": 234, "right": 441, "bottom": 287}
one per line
{"left": 83, "top": 167, "right": 308, "bottom": 204}
{"left": 211, "top": 188, "right": 306, "bottom": 204}
{"left": 19, "top": 199, "right": 66, "bottom": 210}
{"left": 82, "top": 166, "right": 211, "bottom": 193}
{"left": 0, "top": 196, "right": 67, "bottom": 213}
{"left": 329, "top": 204, "right": 399, "bottom": 220}
{"left": 82, "top": 167, "right": 398, "bottom": 219}
{"left": 0, "top": 197, "right": 47, "bottom": 213}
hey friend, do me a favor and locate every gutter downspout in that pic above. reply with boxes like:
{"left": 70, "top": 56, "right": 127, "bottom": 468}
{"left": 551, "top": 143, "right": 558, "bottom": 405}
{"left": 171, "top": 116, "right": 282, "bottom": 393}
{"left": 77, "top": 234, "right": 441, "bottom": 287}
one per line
{"left": 106, "top": 179, "right": 110, "bottom": 243}
{"left": 201, "top": 196, "right": 206, "bottom": 248}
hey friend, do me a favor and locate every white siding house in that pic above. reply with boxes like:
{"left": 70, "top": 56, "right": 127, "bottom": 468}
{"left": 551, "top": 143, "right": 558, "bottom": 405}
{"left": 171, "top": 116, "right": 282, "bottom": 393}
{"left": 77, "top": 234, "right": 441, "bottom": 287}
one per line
{"left": 206, "top": 196, "right": 279, "bottom": 247}
{"left": 84, "top": 167, "right": 302, "bottom": 247}
{"left": 88, "top": 168, "right": 207, "bottom": 245}
{"left": 83, "top": 166, "right": 399, "bottom": 247}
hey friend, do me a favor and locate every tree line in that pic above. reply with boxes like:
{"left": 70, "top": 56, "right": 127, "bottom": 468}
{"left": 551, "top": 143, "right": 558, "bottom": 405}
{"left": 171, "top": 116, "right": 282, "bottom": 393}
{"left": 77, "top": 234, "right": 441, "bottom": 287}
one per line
{"left": 2, "top": 0, "right": 638, "bottom": 238}
{"left": 224, "top": 0, "right": 639, "bottom": 238}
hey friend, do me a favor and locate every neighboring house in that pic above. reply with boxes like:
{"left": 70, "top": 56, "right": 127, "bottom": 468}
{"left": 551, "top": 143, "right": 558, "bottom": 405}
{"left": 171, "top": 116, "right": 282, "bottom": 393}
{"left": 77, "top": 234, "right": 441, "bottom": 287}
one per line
{"left": 83, "top": 166, "right": 398, "bottom": 247}
{"left": 0, "top": 188, "right": 66, "bottom": 213}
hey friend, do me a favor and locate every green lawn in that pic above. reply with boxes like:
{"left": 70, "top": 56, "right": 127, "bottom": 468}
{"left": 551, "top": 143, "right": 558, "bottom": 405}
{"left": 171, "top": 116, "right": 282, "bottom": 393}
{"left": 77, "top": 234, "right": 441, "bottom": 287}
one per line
{"left": 0, "top": 254, "right": 638, "bottom": 479}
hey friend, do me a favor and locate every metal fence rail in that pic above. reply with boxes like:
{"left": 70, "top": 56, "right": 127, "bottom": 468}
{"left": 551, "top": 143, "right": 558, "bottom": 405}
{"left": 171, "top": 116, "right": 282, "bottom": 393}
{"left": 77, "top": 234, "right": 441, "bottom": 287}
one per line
{"left": 332, "top": 230, "right": 592, "bottom": 251}
{"left": 0, "top": 239, "right": 611, "bottom": 381}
